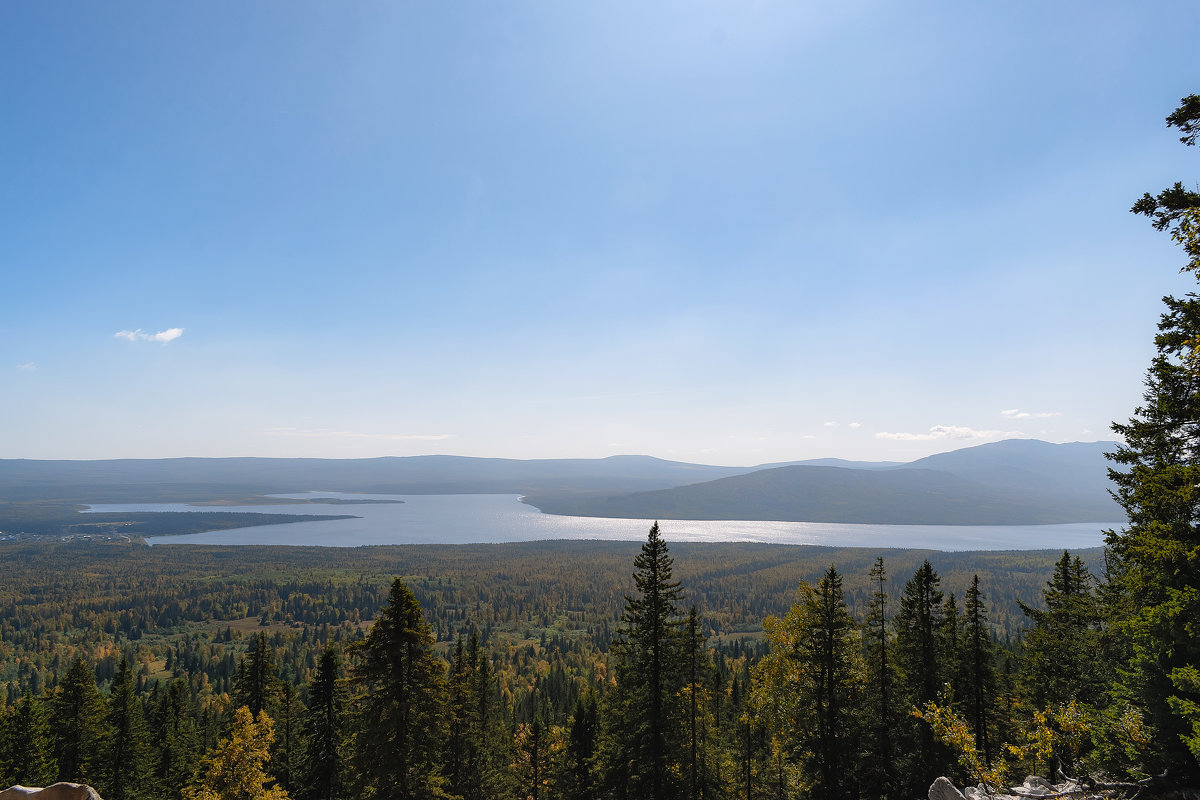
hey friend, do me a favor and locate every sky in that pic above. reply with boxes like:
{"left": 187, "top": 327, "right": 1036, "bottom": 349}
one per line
{"left": 2, "top": 2, "right": 1198, "bottom": 466}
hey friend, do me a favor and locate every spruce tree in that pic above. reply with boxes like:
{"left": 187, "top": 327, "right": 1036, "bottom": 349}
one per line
{"left": 349, "top": 577, "right": 449, "bottom": 800}
{"left": 962, "top": 575, "right": 996, "bottom": 765}
{"left": 1019, "top": 552, "right": 1104, "bottom": 708}
{"left": 863, "top": 556, "right": 897, "bottom": 798}
{"left": 1108, "top": 93, "right": 1200, "bottom": 775}
{"left": 563, "top": 693, "right": 599, "bottom": 800}
{"left": 104, "top": 657, "right": 150, "bottom": 800}
{"left": 601, "top": 522, "right": 686, "bottom": 800}
{"left": 894, "top": 560, "right": 947, "bottom": 795}
{"left": 3, "top": 691, "right": 56, "bottom": 787}
{"left": 52, "top": 657, "right": 108, "bottom": 785}
{"left": 300, "top": 644, "right": 347, "bottom": 800}
{"left": 755, "top": 566, "right": 864, "bottom": 800}
{"left": 234, "top": 633, "right": 281, "bottom": 719}
{"left": 151, "top": 678, "right": 200, "bottom": 800}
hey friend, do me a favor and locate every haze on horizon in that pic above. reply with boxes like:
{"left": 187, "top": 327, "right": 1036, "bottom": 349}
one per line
{"left": 2, "top": 3, "right": 1196, "bottom": 467}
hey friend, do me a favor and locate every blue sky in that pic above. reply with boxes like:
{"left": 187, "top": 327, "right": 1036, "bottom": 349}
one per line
{"left": 2, "top": 2, "right": 1197, "bottom": 465}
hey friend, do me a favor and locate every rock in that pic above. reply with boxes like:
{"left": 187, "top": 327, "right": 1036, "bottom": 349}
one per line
{"left": 0, "top": 785, "right": 103, "bottom": 800}
{"left": 930, "top": 776, "right": 967, "bottom": 800}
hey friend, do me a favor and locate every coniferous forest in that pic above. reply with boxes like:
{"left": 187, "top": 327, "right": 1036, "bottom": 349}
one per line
{"left": 1, "top": 95, "right": 1199, "bottom": 799}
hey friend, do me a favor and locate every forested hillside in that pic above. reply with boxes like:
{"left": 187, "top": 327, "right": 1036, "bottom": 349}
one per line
{"left": 0, "top": 529, "right": 1180, "bottom": 799}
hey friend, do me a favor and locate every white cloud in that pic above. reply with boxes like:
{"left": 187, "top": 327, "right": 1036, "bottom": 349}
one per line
{"left": 849, "top": 422, "right": 862, "bottom": 429}
{"left": 1000, "top": 408, "right": 1060, "bottom": 420}
{"left": 265, "top": 427, "right": 454, "bottom": 442}
{"left": 823, "top": 421, "right": 840, "bottom": 427}
{"left": 16, "top": 362, "right": 36, "bottom": 371}
{"left": 114, "top": 327, "right": 184, "bottom": 344}
{"left": 875, "top": 424, "right": 1027, "bottom": 442}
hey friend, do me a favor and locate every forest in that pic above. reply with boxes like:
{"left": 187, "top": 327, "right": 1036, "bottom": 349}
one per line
{"left": 0, "top": 533, "right": 1131, "bottom": 800}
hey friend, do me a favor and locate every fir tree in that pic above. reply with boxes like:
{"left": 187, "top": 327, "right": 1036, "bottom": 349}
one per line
{"left": 601, "top": 522, "right": 686, "bottom": 800}
{"left": 104, "top": 657, "right": 150, "bottom": 800}
{"left": 300, "top": 645, "right": 347, "bottom": 800}
{"left": 349, "top": 577, "right": 450, "bottom": 800}
{"left": 962, "top": 575, "right": 996, "bottom": 765}
{"left": 52, "top": 657, "right": 108, "bottom": 784}
{"left": 234, "top": 633, "right": 281, "bottom": 719}
{"left": 1019, "top": 552, "right": 1104, "bottom": 708}
{"left": 3, "top": 691, "right": 56, "bottom": 787}
{"left": 756, "top": 566, "right": 863, "bottom": 800}
{"left": 863, "top": 557, "right": 896, "bottom": 797}
{"left": 894, "top": 560, "right": 947, "bottom": 795}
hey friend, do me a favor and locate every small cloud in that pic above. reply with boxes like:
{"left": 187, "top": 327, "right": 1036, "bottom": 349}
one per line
{"left": 265, "top": 427, "right": 454, "bottom": 442}
{"left": 849, "top": 422, "right": 862, "bottom": 429}
{"left": 1000, "top": 408, "right": 1060, "bottom": 420}
{"left": 115, "top": 327, "right": 184, "bottom": 344}
{"left": 16, "top": 362, "right": 36, "bottom": 371}
{"left": 823, "top": 421, "right": 840, "bottom": 428}
{"left": 876, "top": 424, "right": 1027, "bottom": 442}
{"left": 801, "top": 434, "right": 817, "bottom": 439}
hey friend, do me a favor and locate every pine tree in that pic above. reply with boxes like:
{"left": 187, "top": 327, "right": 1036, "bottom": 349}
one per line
{"left": 601, "top": 522, "right": 686, "bottom": 800}
{"left": 349, "top": 577, "right": 450, "bottom": 800}
{"left": 300, "top": 645, "right": 347, "bottom": 800}
{"left": 104, "top": 657, "right": 150, "bottom": 800}
{"left": 52, "top": 657, "right": 108, "bottom": 784}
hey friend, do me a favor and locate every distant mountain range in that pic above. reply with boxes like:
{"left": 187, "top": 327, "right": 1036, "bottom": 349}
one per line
{"left": 0, "top": 439, "right": 1123, "bottom": 526}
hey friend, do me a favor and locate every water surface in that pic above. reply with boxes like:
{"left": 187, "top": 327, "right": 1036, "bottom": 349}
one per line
{"left": 84, "top": 492, "right": 1117, "bottom": 551}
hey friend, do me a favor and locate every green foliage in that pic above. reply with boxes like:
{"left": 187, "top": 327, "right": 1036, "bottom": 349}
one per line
{"left": 754, "top": 567, "right": 864, "bottom": 800}
{"left": 299, "top": 645, "right": 347, "bottom": 800}
{"left": 104, "top": 657, "right": 151, "bottom": 800}
{"left": 1, "top": 691, "right": 56, "bottom": 787}
{"left": 52, "top": 656, "right": 108, "bottom": 784}
{"left": 349, "top": 578, "right": 450, "bottom": 800}
{"left": 1018, "top": 552, "right": 1105, "bottom": 709}
{"left": 600, "top": 522, "right": 687, "bottom": 800}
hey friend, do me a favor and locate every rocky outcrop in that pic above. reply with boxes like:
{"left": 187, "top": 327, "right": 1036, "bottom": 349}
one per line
{"left": 932, "top": 774, "right": 1200, "bottom": 800}
{"left": 0, "top": 785, "right": 103, "bottom": 800}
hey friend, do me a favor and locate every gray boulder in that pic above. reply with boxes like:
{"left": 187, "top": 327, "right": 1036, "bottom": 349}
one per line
{"left": 930, "top": 776, "right": 967, "bottom": 800}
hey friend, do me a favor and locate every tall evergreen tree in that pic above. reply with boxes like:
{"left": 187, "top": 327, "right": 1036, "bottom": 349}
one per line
{"left": 1108, "top": 92, "right": 1200, "bottom": 775}
{"left": 234, "top": 633, "right": 281, "bottom": 719}
{"left": 563, "top": 692, "right": 599, "bottom": 800}
{"left": 894, "top": 560, "right": 947, "bottom": 795}
{"left": 2, "top": 691, "right": 56, "bottom": 787}
{"left": 300, "top": 644, "right": 347, "bottom": 800}
{"left": 756, "top": 566, "right": 864, "bottom": 800}
{"left": 863, "top": 556, "right": 897, "bottom": 799}
{"left": 349, "top": 577, "right": 450, "bottom": 800}
{"left": 151, "top": 679, "right": 200, "bottom": 800}
{"left": 51, "top": 657, "right": 108, "bottom": 784}
{"left": 962, "top": 575, "right": 996, "bottom": 765}
{"left": 104, "top": 657, "right": 150, "bottom": 800}
{"left": 601, "top": 522, "right": 686, "bottom": 800}
{"left": 1019, "top": 552, "right": 1104, "bottom": 708}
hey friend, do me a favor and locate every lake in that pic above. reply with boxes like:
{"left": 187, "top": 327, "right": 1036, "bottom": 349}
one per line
{"left": 83, "top": 492, "right": 1119, "bottom": 551}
